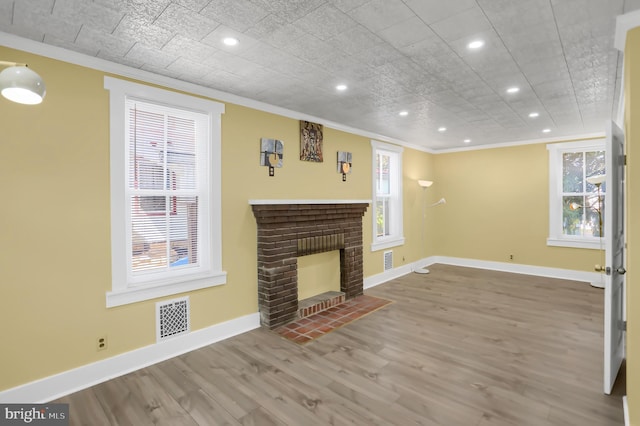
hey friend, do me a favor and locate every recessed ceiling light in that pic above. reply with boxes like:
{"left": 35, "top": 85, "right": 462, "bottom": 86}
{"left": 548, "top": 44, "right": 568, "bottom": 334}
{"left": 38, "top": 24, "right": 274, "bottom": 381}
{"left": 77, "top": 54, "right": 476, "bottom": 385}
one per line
{"left": 529, "top": 112, "right": 540, "bottom": 118}
{"left": 463, "top": 139, "right": 471, "bottom": 143}
{"left": 223, "top": 37, "right": 239, "bottom": 46}
{"left": 468, "top": 40, "right": 484, "bottom": 49}
{"left": 399, "top": 111, "right": 409, "bottom": 116}
{"left": 438, "top": 127, "right": 447, "bottom": 132}
{"left": 542, "top": 128, "right": 551, "bottom": 133}
{"left": 336, "top": 84, "right": 348, "bottom": 91}
{"left": 506, "top": 87, "right": 520, "bottom": 94}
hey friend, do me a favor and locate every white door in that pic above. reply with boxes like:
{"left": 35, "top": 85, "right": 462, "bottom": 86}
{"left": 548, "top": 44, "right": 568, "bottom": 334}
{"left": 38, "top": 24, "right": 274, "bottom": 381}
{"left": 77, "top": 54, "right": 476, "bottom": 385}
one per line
{"left": 604, "top": 121, "right": 626, "bottom": 395}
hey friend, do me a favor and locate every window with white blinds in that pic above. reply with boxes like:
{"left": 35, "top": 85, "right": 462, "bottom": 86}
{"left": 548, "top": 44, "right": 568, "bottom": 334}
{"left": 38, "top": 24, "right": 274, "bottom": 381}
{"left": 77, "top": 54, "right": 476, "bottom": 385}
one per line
{"left": 105, "top": 77, "right": 226, "bottom": 307}
{"left": 127, "top": 100, "right": 203, "bottom": 276}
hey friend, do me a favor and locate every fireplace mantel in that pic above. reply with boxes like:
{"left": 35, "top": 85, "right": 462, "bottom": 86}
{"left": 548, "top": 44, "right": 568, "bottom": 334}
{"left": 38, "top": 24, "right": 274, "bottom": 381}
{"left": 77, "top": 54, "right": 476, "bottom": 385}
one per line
{"left": 249, "top": 199, "right": 372, "bottom": 205}
{"left": 249, "top": 200, "right": 370, "bottom": 328}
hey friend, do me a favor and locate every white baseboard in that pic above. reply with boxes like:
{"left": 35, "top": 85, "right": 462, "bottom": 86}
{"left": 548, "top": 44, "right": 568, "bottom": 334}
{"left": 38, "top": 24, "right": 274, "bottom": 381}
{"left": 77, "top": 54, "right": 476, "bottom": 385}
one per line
{"left": 365, "top": 256, "right": 601, "bottom": 290}
{"left": 364, "top": 262, "right": 415, "bottom": 289}
{"left": 428, "top": 256, "right": 601, "bottom": 286}
{"left": 623, "top": 396, "right": 629, "bottom": 426}
{"left": 0, "top": 312, "right": 260, "bottom": 403}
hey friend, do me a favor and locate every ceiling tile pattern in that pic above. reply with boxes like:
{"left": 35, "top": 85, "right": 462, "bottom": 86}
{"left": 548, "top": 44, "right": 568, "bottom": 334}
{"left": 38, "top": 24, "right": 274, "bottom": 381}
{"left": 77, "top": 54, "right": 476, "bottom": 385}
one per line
{"left": 0, "top": 0, "right": 637, "bottom": 149}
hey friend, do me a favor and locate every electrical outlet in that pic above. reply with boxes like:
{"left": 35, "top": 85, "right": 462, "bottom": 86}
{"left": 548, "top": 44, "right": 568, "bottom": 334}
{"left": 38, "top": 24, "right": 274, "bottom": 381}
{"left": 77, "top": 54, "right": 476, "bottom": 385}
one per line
{"left": 97, "top": 336, "right": 108, "bottom": 351}
{"left": 509, "top": 254, "right": 514, "bottom": 261}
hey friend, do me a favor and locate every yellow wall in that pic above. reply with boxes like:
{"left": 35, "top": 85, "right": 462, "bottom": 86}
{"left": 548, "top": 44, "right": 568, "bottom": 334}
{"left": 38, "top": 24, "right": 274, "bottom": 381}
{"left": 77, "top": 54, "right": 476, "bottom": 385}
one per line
{"left": 0, "top": 44, "right": 601, "bottom": 394}
{"left": 0, "top": 46, "right": 434, "bottom": 391}
{"left": 624, "top": 26, "right": 640, "bottom": 426}
{"left": 404, "top": 147, "right": 439, "bottom": 263}
{"left": 433, "top": 143, "right": 602, "bottom": 271}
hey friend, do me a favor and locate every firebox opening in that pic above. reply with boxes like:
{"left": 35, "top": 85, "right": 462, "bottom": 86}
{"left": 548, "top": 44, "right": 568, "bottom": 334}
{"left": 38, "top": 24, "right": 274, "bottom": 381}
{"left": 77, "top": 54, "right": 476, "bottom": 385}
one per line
{"left": 297, "top": 251, "right": 341, "bottom": 300}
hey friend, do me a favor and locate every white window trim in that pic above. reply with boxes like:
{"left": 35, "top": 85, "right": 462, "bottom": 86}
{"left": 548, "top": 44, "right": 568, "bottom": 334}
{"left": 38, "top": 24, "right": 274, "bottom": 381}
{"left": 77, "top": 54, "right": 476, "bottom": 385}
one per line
{"left": 547, "top": 139, "right": 605, "bottom": 250}
{"left": 104, "top": 77, "right": 226, "bottom": 307}
{"left": 371, "top": 140, "right": 405, "bottom": 251}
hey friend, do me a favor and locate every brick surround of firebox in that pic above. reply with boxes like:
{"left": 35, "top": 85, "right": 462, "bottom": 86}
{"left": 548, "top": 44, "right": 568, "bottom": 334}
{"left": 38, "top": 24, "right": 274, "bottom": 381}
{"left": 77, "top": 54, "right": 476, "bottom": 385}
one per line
{"left": 250, "top": 200, "right": 370, "bottom": 329}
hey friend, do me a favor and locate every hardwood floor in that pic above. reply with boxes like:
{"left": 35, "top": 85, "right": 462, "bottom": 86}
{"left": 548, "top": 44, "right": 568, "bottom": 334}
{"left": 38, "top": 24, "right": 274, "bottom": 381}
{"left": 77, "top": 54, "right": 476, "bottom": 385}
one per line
{"left": 56, "top": 264, "right": 625, "bottom": 425}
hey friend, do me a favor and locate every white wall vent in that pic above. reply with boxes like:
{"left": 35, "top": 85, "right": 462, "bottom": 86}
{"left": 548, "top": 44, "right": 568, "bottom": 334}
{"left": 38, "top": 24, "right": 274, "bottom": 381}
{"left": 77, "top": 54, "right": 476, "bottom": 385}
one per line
{"left": 156, "top": 296, "right": 190, "bottom": 342}
{"left": 383, "top": 250, "right": 393, "bottom": 271}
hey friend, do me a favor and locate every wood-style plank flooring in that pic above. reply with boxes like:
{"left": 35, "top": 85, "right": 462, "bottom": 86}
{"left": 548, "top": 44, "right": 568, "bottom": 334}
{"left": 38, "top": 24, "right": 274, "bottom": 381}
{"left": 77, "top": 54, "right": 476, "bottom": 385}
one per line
{"left": 56, "top": 264, "right": 625, "bottom": 425}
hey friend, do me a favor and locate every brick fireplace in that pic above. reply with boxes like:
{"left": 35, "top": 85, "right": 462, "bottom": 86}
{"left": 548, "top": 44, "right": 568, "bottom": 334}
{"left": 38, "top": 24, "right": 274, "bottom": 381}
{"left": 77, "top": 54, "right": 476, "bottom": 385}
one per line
{"left": 249, "top": 200, "right": 370, "bottom": 329}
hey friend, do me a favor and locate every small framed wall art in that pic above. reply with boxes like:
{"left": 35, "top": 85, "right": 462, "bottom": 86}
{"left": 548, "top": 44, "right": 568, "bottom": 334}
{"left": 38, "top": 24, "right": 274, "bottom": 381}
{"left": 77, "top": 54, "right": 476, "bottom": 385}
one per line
{"left": 300, "top": 120, "right": 323, "bottom": 162}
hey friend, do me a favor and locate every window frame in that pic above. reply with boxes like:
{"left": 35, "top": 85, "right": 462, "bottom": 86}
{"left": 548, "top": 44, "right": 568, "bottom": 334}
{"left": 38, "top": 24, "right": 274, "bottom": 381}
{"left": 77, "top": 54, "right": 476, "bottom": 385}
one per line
{"left": 105, "top": 77, "right": 226, "bottom": 307}
{"left": 371, "top": 140, "right": 405, "bottom": 251}
{"left": 547, "top": 139, "right": 606, "bottom": 250}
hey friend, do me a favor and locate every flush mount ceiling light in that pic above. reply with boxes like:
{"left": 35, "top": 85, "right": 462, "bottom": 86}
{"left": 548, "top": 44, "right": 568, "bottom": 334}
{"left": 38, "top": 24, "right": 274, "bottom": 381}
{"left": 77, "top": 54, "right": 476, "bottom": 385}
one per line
{"left": 467, "top": 40, "right": 485, "bottom": 49}
{"left": 336, "top": 84, "right": 347, "bottom": 91}
{"left": 222, "top": 37, "right": 239, "bottom": 46}
{"left": 438, "top": 127, "right": 447, "bottom": 132}
{"left": 529, "top": 112, "right": 540, "bottom": 118}
{"left": 399, "top": 111, "right": 408, "bottom": 116}
{"left": 542, "top": 128, "right": 551, "bottom": 133}
{"left": 0, "top": 61, "right": 46, "bottom": 105}
{"left": 463, "top": 139, "right": 471, "bottom": 143}
{"left": 506, "top": 87, "right": 520, "bottom": 94}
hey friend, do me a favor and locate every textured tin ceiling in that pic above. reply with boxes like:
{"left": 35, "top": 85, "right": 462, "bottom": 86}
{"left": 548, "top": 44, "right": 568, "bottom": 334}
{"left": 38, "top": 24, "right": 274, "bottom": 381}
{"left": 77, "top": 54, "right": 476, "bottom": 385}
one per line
{"left": 1, "top": 0, "right": 638, "bottom": 150}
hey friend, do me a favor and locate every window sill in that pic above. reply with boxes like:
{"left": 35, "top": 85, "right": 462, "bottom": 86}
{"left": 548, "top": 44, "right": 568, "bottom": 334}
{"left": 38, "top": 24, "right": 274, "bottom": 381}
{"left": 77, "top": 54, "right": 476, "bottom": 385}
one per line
{"left": 107, "top": 271, "right": 227, "bottom": 307}
{"left": 547, "top": 237, "right": 603, "bottom": 250}
{"left": 371, "top": 237, "right": 405, "bottom": 252}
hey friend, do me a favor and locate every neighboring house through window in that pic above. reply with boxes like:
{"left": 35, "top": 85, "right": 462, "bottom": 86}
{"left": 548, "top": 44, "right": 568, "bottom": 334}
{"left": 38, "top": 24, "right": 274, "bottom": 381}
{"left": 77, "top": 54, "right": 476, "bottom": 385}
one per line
{"left": 105, "top": 77, "right": 226, "bottom": 307}
{"left": 371, "top": 140, "right": 404, "bottom": 251}
{"left": 547, "top": 139, "right": 606, "bottom": 249}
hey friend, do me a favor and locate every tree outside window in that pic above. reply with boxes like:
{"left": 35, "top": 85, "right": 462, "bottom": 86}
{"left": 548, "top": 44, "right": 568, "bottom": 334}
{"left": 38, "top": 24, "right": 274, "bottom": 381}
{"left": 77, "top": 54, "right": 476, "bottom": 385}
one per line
{"left": 376, "top": 152, "right": 391, "bottom": 237}
{"left": 547, "top": 139, "right": 606, "bottom": 250}
{"left": 561, "top": 150, "right": 605, "bottom": 237}
{"left": 371, "top": 140, "right": 404, "bottom": 251}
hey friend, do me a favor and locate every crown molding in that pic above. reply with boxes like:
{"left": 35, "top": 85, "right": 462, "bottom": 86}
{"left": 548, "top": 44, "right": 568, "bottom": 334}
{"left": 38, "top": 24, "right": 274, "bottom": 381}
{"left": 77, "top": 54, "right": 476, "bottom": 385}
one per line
{"left": 615, "top": 9, "right": 640, "bottom": 51}
{"left": 0, "top": 32, "right": 411, "bottom": 148}
{"left": 430, "top": 132, "right": 605, "bottom": 154}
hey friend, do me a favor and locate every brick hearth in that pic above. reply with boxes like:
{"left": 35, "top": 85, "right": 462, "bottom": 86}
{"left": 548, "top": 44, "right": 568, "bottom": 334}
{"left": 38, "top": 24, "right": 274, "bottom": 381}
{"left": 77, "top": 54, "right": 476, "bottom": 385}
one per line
{"left": 250, "top": 200, "right": 370, "bottom": 329}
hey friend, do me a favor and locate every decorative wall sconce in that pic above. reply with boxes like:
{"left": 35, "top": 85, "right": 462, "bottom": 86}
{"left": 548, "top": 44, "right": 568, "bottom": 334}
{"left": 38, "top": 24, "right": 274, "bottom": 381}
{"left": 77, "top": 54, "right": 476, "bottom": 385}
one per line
{"left": 337, "top": 151, "right": 352, "bottom": 181}
{"left": 260, "top": 138, "right": 283, "bottom": 176}
{"left": 0, "top": 61, "right": 46, "bottom": 105}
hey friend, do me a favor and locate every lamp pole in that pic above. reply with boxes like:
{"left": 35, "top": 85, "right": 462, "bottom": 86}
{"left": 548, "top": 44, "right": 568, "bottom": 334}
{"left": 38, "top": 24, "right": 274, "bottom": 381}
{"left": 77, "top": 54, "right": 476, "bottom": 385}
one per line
{"left": 415, "top": 180, "right": 435, "bottom": 274}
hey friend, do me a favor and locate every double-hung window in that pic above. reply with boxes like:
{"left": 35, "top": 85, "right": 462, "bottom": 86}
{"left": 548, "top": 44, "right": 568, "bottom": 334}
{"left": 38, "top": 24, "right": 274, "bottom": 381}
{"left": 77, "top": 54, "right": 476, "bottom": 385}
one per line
{"left": 547, "top": 139, "right": 606, "bottom": 249}
{"left": 105, "top": 77, "right": 226, "bottom": 307}
{"left": 371, "top": 140, "right": 404, "bottom": 251}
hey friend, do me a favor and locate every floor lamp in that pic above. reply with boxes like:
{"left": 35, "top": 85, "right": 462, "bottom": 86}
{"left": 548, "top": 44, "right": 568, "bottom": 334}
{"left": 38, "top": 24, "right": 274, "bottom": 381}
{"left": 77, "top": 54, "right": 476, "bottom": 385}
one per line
{"left": 569, "top": 173, "right": 605, "bottom": 288}
{"left": 415, "top": 180, "right": 446, "bottom": 274}
{"left": 588, "top": 174, "right": 606, "bottom": 288}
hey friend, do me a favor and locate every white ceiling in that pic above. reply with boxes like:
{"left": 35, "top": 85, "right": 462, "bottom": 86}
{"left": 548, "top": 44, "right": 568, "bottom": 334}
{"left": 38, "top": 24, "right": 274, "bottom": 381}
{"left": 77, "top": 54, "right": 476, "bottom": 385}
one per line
{"left": 1, "top": 0, "right": 639, "bottom": 150}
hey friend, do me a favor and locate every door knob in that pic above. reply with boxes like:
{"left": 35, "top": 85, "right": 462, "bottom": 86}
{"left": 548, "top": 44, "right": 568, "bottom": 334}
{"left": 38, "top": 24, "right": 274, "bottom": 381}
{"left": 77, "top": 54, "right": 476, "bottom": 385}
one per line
{"left": 617, "top": 267, "right": 627, "bottom": 275}
{"left": 595, "top": 264, "right": 606, "bottom": 272}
